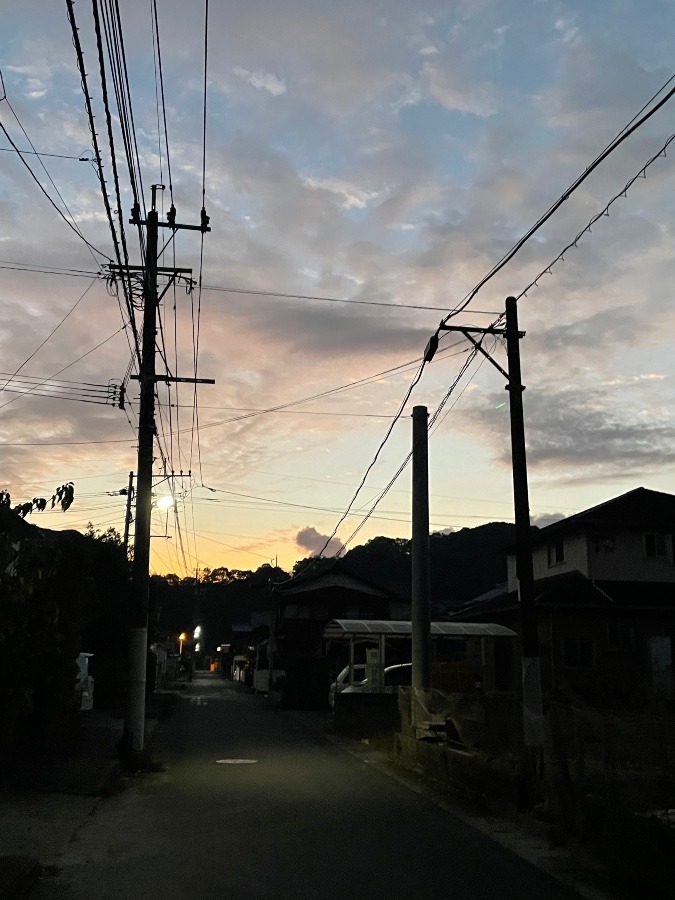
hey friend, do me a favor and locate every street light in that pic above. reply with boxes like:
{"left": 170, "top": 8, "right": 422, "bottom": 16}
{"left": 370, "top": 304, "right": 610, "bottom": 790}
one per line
{"left": 179, "top": 632, "right": 188, "bottom": 654}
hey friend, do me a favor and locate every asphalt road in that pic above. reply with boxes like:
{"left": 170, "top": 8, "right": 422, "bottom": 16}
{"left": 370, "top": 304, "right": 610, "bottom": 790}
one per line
{"left": 39, "top": 674, "right": 582, "bottom": 900}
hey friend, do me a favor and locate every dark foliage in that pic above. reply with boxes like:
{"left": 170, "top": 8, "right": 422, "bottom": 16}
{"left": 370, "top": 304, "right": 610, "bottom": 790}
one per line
{"left": 0, "top": 509, "right": 129, "bottom": 764}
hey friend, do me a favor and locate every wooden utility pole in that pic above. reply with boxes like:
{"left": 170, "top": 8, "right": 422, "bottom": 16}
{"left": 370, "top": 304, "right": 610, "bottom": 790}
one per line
{"left": 111, "top": 185, "right": 212, "bottom": 758}
{"left": 411, "top": 405, "right": 431, "bottom": 693}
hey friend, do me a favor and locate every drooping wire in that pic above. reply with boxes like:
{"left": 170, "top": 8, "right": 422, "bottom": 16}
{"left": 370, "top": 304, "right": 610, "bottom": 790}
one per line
{"left": 516, "top": 131, "right": 675, "bottom": 301}
{"left": 91, "top": 0, "right": 140, "bottom": 361}
{"left": 193, "top": 342, "right": 466, "bottom": 433}
{"left": 0, "top": 66, "right": 103, "bottom": 265}
{"left": 202, "top": 283, "right": 479, "bottom": 313}
{"left": 99, "top": 0, "right": 146, "bottom": 258}
{"left": 338, "top": 344, "right": 482, "bottom": 552}
{"left": 0, "top": 146, "right": 92, "bottom": 161}
{"left": 151, "top": 0, "right": 173, "bottom": 203}
{"left": 0, "top": 119, "right": 107, "bottom": 260}
{"left": 313, "top": 359, "right": 427, "bottom": 560}
{"left": 0, "top": 278, "right": 97, "bottom": 398}
{"left": 0, "top": 323, "right": 127, "bottom": 413}
{"left": 0, "top": 375, "right": 122, "bottom": 407}
{"left": 201, "top": 0, "right": 209, "bottom": 213}
{"left": 439, "top": 76, "right": 675, "bottom": 325}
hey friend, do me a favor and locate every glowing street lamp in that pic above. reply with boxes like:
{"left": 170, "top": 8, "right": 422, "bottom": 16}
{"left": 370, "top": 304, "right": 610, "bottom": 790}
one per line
{"left": 179, "top": 632, "right": 188, "bottom": 654}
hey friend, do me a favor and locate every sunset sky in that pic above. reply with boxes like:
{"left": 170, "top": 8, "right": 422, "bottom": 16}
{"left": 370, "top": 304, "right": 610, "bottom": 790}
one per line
{"left": 1, "top": 1, "right": 674, "bottom": 577}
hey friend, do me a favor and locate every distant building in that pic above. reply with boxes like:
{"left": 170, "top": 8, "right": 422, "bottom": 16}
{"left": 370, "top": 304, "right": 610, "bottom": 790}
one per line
{"left": 272, "top": 559, "right": 409, "bottom": 706}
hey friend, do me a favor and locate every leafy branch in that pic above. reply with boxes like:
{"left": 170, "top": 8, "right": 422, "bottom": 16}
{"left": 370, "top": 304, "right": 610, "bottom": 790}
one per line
{"left": 0, "top": 482, "right": 75, "bottom": 518}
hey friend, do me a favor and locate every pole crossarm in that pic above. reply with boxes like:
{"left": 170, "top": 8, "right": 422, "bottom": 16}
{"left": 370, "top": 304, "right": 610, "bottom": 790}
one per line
{"left": 107, "top": 264, "right": 193, "bottom": 275}
{"left": 439, "top": 323, "right": 525, "bottom": 382}
{"left": 130, "top": 375, "right": 215, "bottom": 385}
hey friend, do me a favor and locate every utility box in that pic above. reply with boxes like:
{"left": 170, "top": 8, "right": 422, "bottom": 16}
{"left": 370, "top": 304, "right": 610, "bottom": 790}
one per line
{"left": 75, "top": 652, "right": 95, "bottom": 711}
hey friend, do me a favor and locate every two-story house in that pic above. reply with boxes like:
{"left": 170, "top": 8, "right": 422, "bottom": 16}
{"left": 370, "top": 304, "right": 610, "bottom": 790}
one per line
{"left": 451, "top": 487, "right": 675, "bottom": 705}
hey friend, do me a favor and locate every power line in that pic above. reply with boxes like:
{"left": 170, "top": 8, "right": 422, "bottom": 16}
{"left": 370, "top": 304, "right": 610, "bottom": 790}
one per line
{"left": 339, "top": 345, "right": 483, "bottom": 552}
{"left": 194, "top": 342, "right": 467, "bottom": 433}
{"left": 516, "top": 130, "right": 675, "bottom": 301}
{"left": 91, "top": 0, "right": 140, "bottom": 361}
{"left": 0, "top": 279, "right": 97, "bottom": 399}
{"left": 0, "top": 323, "right": 128, "bottom": 413}
{"left": 202, "top": 283, "right": 496, "bottom": 314}
{"left": 0, "top": 120, "right": 107, "bottom": 260}
{"left": 0, "top": 67, "right": 103, "bottom": 267}
{"left": 314, "top": 360, "right": 426, "bottom": 558}
{"left": 0, "top": 147, "right": 92, "bottom": 161}
{"left": 439, "top": 75, "right": 675, "bottom": 324}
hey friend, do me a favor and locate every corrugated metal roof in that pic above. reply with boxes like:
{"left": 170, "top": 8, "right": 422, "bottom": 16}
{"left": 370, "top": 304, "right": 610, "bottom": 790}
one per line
{"left": 322, "top": 619, "right": 516, "bottom": 639}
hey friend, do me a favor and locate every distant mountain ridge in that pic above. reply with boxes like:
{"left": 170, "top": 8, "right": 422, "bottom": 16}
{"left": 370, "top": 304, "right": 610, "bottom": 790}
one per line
{"left": 339, "top": 521, "right": 521, "bottom": 614}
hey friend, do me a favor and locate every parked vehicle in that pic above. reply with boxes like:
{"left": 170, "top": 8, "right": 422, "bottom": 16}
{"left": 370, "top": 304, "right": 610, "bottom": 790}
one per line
{"left": 329, "top": 664, "right": 367, "bottom": 709}
{"left": 341, "top": 662, "right": 412, "bottom": 695}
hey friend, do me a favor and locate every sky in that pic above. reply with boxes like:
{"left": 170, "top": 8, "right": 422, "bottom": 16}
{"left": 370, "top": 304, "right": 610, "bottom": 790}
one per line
{"left": 1, "top": 0, "right": 675, "bottom": 578}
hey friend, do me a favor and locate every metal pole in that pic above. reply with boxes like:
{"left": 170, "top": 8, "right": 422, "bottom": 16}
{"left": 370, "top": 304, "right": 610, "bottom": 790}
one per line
{"left": 504, "top": 296, "right": 543, "bottom": 802}
{"left": 124, "top": 190, "right": 159, "bottom": 755}
{"left": 411, "top": 405, "right": 431, "bottom": 692}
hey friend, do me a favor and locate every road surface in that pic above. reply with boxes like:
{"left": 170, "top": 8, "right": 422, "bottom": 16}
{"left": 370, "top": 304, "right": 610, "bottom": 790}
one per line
{"left": 38, "top": 674, "right": 582, "bottom": 899}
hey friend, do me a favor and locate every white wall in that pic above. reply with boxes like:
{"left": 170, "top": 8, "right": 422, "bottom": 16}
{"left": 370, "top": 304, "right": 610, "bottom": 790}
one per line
{"left": 587, "top": 529, "right": 675, "bottom": 582}
{"left": 507, "top": 526, "right": 675, "bottom": 587}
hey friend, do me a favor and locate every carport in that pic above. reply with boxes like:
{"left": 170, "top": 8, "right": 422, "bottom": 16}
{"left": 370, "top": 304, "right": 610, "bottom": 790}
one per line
{"left": 322, "top": 619, "right": 517, "bottom": 691}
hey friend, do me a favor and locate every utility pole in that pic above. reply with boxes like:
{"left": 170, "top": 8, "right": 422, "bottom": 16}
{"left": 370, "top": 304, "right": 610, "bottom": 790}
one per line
{"left": 122, "top": 470, "right": 134, "bottom": 559}
{"left": 430, "top": 296, "right": 543, "bottom": 806}
{"left": 111, "top": 185, "right": 212, "bottom": 758}
{"left": 411, "top": 405, "right": 431, "bottom": 693}
{"left": 504, "top": 296, "right": 542, "bottom": 806}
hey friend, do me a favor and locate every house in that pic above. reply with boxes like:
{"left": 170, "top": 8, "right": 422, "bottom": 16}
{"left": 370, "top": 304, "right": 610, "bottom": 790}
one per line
{"left": 272, "top": 559, "right": 410, "bottom": 706}
{"left": 450, "top": 487, "right": 675, "bottom": 706}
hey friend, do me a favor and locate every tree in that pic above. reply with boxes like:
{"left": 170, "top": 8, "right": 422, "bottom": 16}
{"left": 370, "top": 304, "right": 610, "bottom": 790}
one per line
{"left": 85, "top": 523, "right": 123, "bottom": 545}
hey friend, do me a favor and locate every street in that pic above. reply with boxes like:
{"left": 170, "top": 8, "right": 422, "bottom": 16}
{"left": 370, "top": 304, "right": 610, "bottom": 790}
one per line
{"left": 38, "top": 674, "right": 581, "bottom": 900}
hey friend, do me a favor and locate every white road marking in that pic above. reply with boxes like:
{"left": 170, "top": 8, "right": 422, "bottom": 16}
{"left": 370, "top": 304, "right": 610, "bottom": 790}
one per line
{"left": 215, "top": 759, "right": 258, "bottom": 764}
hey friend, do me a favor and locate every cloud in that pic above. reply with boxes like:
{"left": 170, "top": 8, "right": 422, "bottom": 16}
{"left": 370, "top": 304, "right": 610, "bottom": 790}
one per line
{"left": 423, "top": 61, "right": 495, "bottom": 117}
{"left": 302, "top": 176, "right": 379, "bottom": 210}
{"left": 463, "top": 383, "right": 675, "bottom": 483}
{"left": 233, "top": 67, "right": 287, "bottom": 97}
{"left": 530, "top": 512, "right": 565, "bottom": 529}
{"left": 296, "top": 526, "right": 344, "bottom": 557}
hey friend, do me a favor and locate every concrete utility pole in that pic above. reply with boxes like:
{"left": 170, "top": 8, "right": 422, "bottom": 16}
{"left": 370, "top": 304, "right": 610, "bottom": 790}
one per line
{"left": 411, "top": 405, "right": 431, "bottom": 693}
{"left": 122, "top": 470, "right": 134, "bottom": 559}
{"left": 125, "top": 188, "right": 159, "bottom": 757}
{"left": 504, "top": 296, "right": 543, "bottom": 803}
{"left": 112, "top": 185, "right": 212, "bottom": 757}
{"left": 433, "top": 296, "right": 543, "bottom": 806}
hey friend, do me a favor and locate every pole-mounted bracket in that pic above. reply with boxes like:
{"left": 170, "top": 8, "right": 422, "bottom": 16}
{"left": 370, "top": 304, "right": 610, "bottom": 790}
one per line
{"left": 438, "top": 323, "right": 524, "bottom": 382}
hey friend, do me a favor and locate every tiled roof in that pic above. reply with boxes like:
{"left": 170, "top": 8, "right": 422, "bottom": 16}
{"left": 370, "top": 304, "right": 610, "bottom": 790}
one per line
{"left": 532, "top": 487, "right": 675, "bottom": 544}
{"left": 449, "top": 570, "right": 675, "bottom": 620}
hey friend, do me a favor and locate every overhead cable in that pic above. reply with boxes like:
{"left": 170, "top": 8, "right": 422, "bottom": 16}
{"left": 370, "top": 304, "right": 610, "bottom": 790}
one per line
{"left": 438, "top": 76, "right": 675, "bottom": 324}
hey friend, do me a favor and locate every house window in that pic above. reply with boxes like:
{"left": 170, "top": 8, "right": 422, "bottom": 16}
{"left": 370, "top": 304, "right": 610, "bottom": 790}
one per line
{"left": 607, "top": 623, "right": 634, "bottom": 651}
{"left": 562, "top": 636, "right": 594, "bottom": 669}
{"left": 645, "top": 533, "right": 666, "bottom": 558}
{"left": 547, "top": 539, "right": 565, "bottom": 567}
